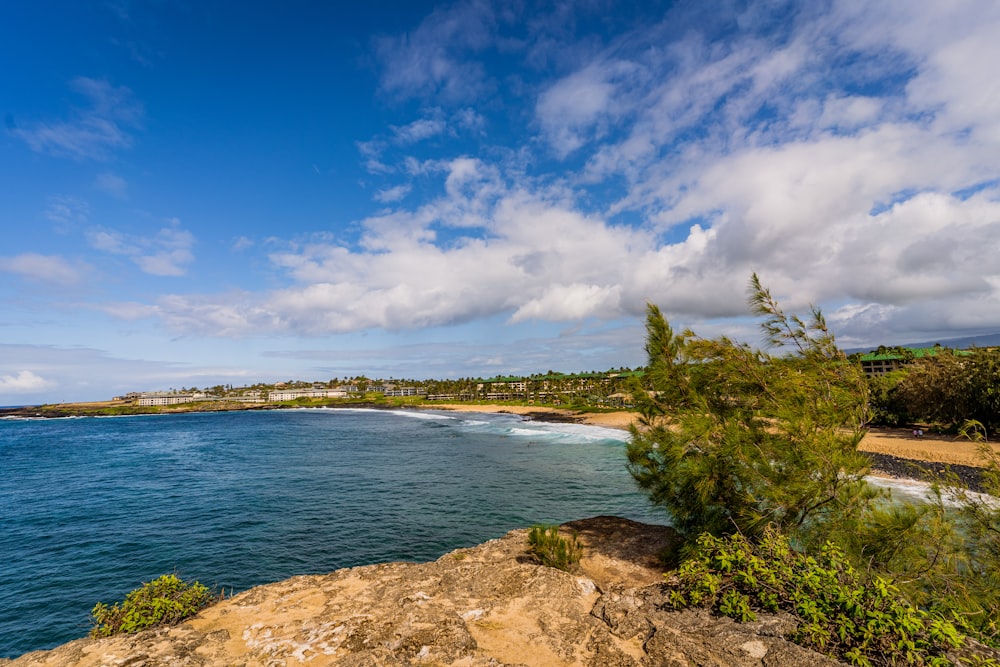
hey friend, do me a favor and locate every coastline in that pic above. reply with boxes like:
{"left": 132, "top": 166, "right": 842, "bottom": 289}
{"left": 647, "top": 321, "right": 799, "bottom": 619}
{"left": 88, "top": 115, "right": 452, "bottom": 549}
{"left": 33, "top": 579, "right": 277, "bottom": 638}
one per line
{"left": 431, "top": 403, "right": 999, "bottom": 464}
{"left": 430, "top": 403, "right": 997, "bottom": 491}
{"left": 426, "top": 403, "right": 638, "bottom": 430}
{"left": 6, "top": 398, "right": 996, "bottom": 481}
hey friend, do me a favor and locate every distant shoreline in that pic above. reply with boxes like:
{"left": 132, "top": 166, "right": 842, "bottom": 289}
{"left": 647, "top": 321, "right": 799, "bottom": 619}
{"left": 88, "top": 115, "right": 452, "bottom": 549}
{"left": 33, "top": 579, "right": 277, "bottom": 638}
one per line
{"left": 4, "top": 400, "right": 996, "bottom": 482}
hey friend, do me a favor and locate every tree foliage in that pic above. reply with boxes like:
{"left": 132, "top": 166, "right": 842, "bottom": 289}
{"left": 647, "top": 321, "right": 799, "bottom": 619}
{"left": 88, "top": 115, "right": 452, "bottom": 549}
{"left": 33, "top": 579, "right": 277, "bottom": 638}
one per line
{"left": 868, "top": 348, "right": 1000, "bottom": 436}
{"left": 627, "top": 274, "right": 875, "bottom": 546}
{"left": 628, "top": 276, "right": 1000, "bottom": 657}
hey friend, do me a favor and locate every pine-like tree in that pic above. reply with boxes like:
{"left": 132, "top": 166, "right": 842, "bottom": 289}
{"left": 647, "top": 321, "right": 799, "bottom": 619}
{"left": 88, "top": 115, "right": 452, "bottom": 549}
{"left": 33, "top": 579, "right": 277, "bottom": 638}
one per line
{"left": 626, "top": 274, "right": 877, "bottom": 546}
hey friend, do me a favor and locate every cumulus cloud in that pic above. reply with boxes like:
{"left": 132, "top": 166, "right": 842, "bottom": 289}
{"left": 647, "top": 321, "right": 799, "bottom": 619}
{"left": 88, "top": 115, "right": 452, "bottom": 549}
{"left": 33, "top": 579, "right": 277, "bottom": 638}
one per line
{"left": 11, "top": 77, "right": 143, "bottom": 160}
{"left": 126, "top": 180, "right": 719, "bottom": 336}
{"left": 0, "top": 370, "right": 52, "bottom": 393}
{"left": 87, "top": 219, "right": 195, "bottom": 276}
{"left": 0, "top": 253, "right": 87, "bottom": 286}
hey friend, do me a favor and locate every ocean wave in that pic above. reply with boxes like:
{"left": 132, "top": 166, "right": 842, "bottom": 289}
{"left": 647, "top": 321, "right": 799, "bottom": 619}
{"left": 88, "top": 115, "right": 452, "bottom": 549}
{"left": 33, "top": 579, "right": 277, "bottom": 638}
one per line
{"left": 327, "top": 407, "right": 459, "bottom": 422}
{"left": 0, "top": 415, "right": 86, "bottom": 422}
{"left": 866, "top": 475, "right": 999, "bottom": 508}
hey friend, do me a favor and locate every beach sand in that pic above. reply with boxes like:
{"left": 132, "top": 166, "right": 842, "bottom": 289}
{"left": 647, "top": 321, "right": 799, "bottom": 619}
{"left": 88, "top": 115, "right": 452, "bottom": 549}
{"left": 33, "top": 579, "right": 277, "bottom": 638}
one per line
{"left": 430, "top": 403, "right": 999, "bottom": 469}
{"left": 858, "top": 428, "right": 999, "bottom": 467}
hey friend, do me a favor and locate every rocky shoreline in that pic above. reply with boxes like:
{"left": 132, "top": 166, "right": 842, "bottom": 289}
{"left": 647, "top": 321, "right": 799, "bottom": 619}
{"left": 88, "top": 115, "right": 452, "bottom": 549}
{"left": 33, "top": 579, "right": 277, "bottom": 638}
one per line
{"left": 1, "top": 517, "right": 847, "bottom": 667}
{"left": 867, "top": 452, "right": 986, "bottom": 492}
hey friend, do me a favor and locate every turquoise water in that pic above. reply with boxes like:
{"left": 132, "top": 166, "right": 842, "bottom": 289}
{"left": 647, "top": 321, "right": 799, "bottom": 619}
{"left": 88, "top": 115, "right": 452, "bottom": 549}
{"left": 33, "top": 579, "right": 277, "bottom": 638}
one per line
{"left": 0, "top": 408, "right": 662, "bottom": 658}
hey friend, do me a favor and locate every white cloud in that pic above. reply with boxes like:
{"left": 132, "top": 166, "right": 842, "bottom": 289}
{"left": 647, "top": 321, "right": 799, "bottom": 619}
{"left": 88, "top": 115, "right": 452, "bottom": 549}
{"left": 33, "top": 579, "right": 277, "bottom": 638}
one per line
{"left": 11, "top": 77, "right": 142, "bottom": 160}
{"left": 510, "top": 283, "right": 623, "bottom": 323}
{"left": 392, "top": 118, "right": 447, "bottom": 144}
{"left": 0, "top": 370, "right": 52, "bottom": 393}
{"left": 374, "top": 0, "right": 496, "bottom": 102}
{"left": 44, "top": 195, "right": 90, "bottom": 232}
{"left": 374, "top": 184, "right": 412, "bottom": 203}
{"left": 115, "top": 161, "right": 1000, "bottom": 343}
{"left": 87, "top": 219, "right": 195, "bottom": 276}
{"left": 0, "top": 253, "right": 87, "bottom": 286}
{"left": 536, "top": 61, "right": 636, "bottom": 157}
{"left": 95, "top": 301, "right": 160, "bottom": 321}
{"left": 95, "top": 172, "right": 128, "bottom": 198}
{"left": 135, "top": 225, "right": 195, "bottom": 276}
{"left": 232, "top": 236, "right": 254, "bottom": 251}
{"left": 96, "top": 0, "right": 1000, "bottom": 350}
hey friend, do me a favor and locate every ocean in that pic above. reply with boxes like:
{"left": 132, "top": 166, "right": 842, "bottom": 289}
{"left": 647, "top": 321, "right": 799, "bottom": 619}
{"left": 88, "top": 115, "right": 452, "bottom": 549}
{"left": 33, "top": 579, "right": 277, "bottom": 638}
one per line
{"left": 0, "top": 407, "right": 662, "bottom": 658}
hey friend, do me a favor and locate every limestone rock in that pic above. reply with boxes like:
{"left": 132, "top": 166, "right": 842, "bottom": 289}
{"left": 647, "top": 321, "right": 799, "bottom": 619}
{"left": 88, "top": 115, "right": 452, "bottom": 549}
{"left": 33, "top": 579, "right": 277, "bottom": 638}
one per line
{"left": 4, "top": 516, "right": 843, "bottom": 666}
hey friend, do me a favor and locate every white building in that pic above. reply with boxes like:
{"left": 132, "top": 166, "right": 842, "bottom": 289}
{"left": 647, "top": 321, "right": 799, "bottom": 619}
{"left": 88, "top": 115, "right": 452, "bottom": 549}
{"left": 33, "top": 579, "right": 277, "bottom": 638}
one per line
{"left": 137, "top": 392, "right": 203, "bottom": 406}
{"left": 267, "top": 387, "right": 348, "bottom": 402}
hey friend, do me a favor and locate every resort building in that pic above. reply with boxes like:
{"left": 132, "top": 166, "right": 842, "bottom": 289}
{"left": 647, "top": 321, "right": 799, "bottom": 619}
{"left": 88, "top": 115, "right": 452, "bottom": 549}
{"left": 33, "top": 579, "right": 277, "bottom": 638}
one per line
{"left": 267, "top": 387, "right": 349, "bottom": 402}
{"left": 858, "top": 347, "right": 970, "bottom": 377}
{"left": 136, "top": 392, "right": 205, "bottom": 406}
{"left": 382, "top": 386, "right": 422, "bottom": 397}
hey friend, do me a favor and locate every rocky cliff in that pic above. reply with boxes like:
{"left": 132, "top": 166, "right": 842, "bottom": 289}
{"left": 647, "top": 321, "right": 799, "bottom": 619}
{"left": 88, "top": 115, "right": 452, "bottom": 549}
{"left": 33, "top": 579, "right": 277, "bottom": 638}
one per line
{"left": 4, "top": 517, "right": 843, "bottom": 666}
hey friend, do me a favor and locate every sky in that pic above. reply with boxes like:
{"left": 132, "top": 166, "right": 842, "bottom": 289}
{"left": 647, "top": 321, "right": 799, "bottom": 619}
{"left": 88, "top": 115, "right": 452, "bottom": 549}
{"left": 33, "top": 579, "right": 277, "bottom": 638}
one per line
{"left": 2, "top": 0, "right": 1000, "bottom": 405}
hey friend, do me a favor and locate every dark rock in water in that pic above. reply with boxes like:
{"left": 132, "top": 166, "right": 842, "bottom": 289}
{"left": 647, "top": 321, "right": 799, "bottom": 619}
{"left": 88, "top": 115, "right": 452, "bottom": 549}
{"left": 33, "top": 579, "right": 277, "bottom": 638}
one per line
{"left": 520, "top": 410, "right": 585, "bottom": 424}
{"left": 5, "top": 516, "right": 848, "bottom": 666}
{"left": 867, "top": 452, "right": 986, "bottom": 492}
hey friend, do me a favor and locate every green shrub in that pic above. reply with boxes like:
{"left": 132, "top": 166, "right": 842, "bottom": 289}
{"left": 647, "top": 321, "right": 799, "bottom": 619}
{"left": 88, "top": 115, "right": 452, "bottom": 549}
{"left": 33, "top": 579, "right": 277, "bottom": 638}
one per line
{"left": 665, "top": 528, "right": 991, "bottom": 667}
{"left": 90, "top": 574, "right": 217, "bottom": 637}
{"left": 527, "top": 525, "right": 582, "bottom": 571}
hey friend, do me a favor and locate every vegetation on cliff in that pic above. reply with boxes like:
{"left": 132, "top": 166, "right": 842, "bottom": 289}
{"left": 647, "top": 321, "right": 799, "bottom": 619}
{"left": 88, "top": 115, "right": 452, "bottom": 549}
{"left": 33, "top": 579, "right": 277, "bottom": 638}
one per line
{"left": 527, "top": 525, "right": 583, "bottom": 571}
{"left": 90, "top": 574, "right": 217, "bottom": 638}
{"left": 667, "top": 529, "right": 989, "bottom": 667}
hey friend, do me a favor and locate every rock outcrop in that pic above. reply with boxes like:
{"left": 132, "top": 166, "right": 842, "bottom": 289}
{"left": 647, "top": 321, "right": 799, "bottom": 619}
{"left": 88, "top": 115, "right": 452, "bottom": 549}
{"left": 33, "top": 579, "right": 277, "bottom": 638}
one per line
{"left": 4, "top": 517, "right": 842, "bottom": 666}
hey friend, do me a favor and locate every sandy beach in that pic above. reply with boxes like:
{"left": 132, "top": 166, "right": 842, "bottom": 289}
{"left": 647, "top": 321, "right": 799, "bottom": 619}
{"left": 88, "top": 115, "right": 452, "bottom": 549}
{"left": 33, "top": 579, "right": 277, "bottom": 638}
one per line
{"left": 857, "top": 428, "right": 1000, "bottom": 467}
{"left": 430, "top": 403, "right": 999, "bottom": 469}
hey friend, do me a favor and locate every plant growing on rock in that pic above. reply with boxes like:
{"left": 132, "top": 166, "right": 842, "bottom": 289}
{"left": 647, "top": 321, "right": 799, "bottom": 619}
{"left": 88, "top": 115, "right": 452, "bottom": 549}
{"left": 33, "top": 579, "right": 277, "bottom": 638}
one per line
{"left": 527, "top": 525, "right": 582, "bottom": 571}
{"left": 90, "top": 573, "right": 217, "bottom": 637}
{"left": 666, "top": 528, "right": 987, "bottom": 667}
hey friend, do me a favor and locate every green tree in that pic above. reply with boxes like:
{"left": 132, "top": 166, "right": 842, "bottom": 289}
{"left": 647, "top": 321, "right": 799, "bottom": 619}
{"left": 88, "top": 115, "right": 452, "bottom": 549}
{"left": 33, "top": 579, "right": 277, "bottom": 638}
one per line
{"left": 892, "top": 351, "right": 973, "bottom": 431}
{"left": 965, "top": 349, "right": 1000, "bottom": 436}
{"left": 626, "top": 275, "right": 876, "bottom": 546}
{"left": 867, "top": 370, "right": 912, "bottom": 427}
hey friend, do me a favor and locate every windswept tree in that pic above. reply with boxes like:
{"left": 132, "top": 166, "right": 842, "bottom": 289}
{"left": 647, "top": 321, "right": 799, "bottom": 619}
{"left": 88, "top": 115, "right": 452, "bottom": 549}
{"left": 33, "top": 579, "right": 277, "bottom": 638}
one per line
{"left": 627, "top": 276, "right": 1000, "bottom": 651}
{"left": 626, "top": 275, "right": 877, "bottom": 547}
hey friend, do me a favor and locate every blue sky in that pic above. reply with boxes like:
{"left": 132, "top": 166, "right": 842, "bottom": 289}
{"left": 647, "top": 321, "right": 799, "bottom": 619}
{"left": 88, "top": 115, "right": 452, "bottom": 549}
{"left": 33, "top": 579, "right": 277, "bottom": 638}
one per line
{"left": 3, "top": 0, "right": 1000, "bottom": 404}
